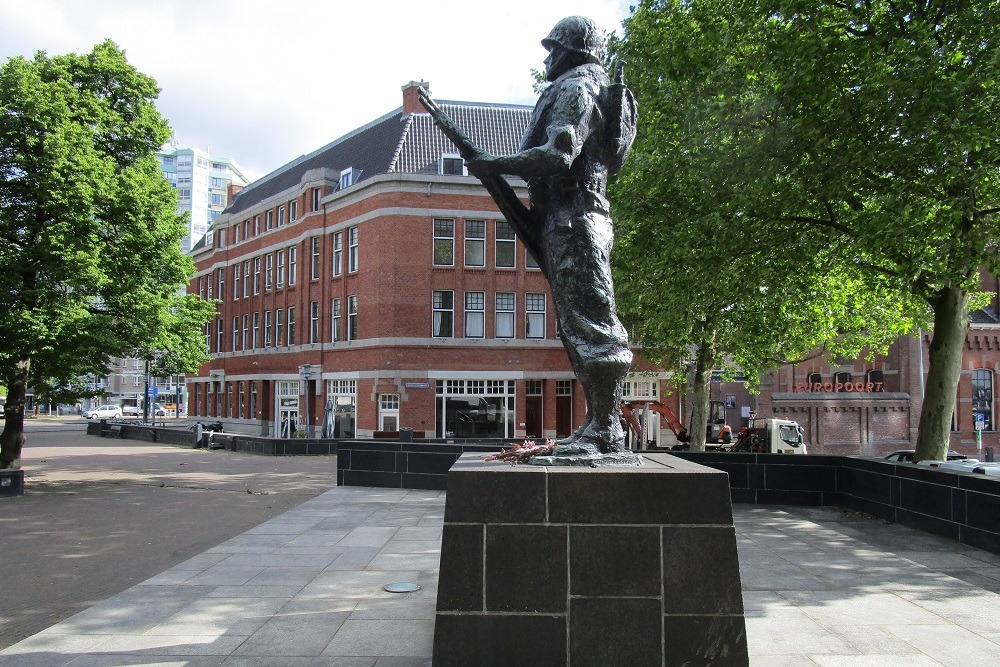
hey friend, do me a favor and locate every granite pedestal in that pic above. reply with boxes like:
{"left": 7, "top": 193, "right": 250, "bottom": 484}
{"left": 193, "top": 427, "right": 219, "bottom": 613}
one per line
{"left": 433, "top": 453, "right": 749, "bottom": 666}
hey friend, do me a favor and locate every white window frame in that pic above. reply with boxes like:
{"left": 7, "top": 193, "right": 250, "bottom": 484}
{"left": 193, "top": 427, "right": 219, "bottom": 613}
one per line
{"left": 332, "top": 298, "right": 342, "bottom": 342}
{"left": 265, "top": 253, "right": 273, "bottom": 291}
{"left": 440, "top": 153, "right": 466, "bottom": 176}
{"left": 526, "top": 292, "right": 546, "bottom": 339}
{"left": 465, "top": 219, "right": 486, "bottom": 268}
{"left": 311, "top": 237, "right": 321, "bottom": 280}
{"left": 332, "top": 231, "right": 343, "bottom": 277}
{"left": 347, "top": 295, "right": 358, "bottom": 341}
{"left": 288, "top": 246, "right": 297, "bottom": 285}
{"left": 348, "top": 226, "right": 359, "bottom": 273}
{"left": 465, "top": 291, "right": 485, "bottom": 338}
{"left": 433, "top": 218, "right": 454, "bottom": 266}
{"left": 496, "top": 221, "right": 516, "bottom": 268}
{"left": 433, "top": 290, "right": 454, "bottom": 338}
{"left": 252, "top": 313, "right": 260, "bottom": 349}
{"left": 264, "top": 310, "right": 272, "bottom": 347}
{"left": 310, "top": 300, "right": 320, "bottom": 344}
{"left": 276, "top": 308, "right": 285, "bottom": 346}
{"left": 276, "top": 250, "right": 285, "bottom": 288}
{"left": 496, "top": 292, "right": 515, "bottom": 338}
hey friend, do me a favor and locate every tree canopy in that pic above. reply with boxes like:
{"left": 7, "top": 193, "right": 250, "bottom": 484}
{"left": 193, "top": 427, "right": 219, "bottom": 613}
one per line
{"left": 611, "top": 0, "right": 1000, "bottom": 455}
{"left": 0, "top": 40, "right": 214, "bottom": 468}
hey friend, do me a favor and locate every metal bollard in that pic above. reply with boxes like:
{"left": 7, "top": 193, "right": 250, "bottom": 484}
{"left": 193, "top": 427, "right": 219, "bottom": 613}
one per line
{"left": 193, "top": 422, "right": 203, "bottom": 447}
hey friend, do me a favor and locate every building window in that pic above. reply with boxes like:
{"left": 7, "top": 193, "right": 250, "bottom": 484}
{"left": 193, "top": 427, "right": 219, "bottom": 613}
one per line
{"left": 973, "top": 369, "right": 994, "bottom": 431}
{"left": 332, "top": 298, "right": 342, "bottom": 342}
{"left": 496, "top": 292, "right": 515, "bottom": 338}
{"left": 243, "top": 218, "right": 250, "bottom": 239}
{"left": 264, "top": 310, "right": 272, "bottom": 347}
{"left": 340, "top": 167, "right": 353, "bottom": 189}
{"left": 232, "top": 317, "right": 239, "bottom": 352}
{"left": 206, "top": 275, "right": 213, "bottom": 301}
{"left": 496, "top": 221, "right": 516, "bottom": 268}
{"left": 807, "top": 372, "right": 822, "bottom": 390}
{"left": 465, "top": 220, "right": 485, "bottom": 267}
{"left": 252, "top": 313, "right": 260, "bottom": 348}
{"left": 276, "top": 308, "right": 285, "bottom": 346}
{"left": 242, "top": 314, "right": 249, "bottom": 350}
{"left": 265, "top": 253, "right": 273, "bottom": 291}
{"left": 433, "top": 218, "right": 454, "bottom": 266}
{"left": 237, "top": 382, "right": 245, "bottom": 419}
{"left": 253, "top": 257, "right": 261, "bottom": 295}
{"left": 311, "top": 187, "right": 321, "bottom": 212}
{"left": 287, "top": 307, "right": 296, "bottom": 345}
{"left": 465, "top": 291, "right": 485, "bottom": 338}
{"left": 250, "top": 381, "right": 257, "bottom": 419}
{"left": 867, "top": 369, "right": 885, "bottom": 391}
{"left": 254, "top": 215, "right": 261, "bottom": 235}
{"left": 835, "top": 372, "right": 851, "bottom": 391}
{"left": 289, "top": 200, "right": 297, "bottom": 222}
{"left": 276, "top": 250, "right": 285, "bottom": 288}
{"left": 288, "top": 246, "right": 298, "bottom": 285}
{"left": 326, "top": 380, "right": 357, "bottom": 437}
{"left": 217, "top": 268, "right": 224, "bottom": 299}
{"left": 310, "top": 301, "right": 320, "bottom": 344}
{"left": 266, "top": 210, "right": 273, "bottom": 230}
{"left": 348, "top": 226, "right": 359, "bottom": 273}
{"left": 526, "top": 292, "right": 546, "bottom": 338}
{"left": 441, "top": 154, "right": 465, "bottom": 175}
{"left": 211, "top": 193, "right": 225, "bottom": 206}
{"left": 433, "top": 290, "right": 454, "bottom": 337}
{"left": 332, "top": 231, "right": 343, "bottom": 277}
{"left": 379, "top": 393, "right": 400, "bottom": 431}
{"left": 217, "top": 318, "right": 224, "bottom": 351}
{"left": 347, "top": 295, "right": 358, "bottom": 341}
{"left": 311, "top": 237, "right": 321, "bottom": 280}
{"left": 435, "top": 378, "right": 516, "bottom": 439}
{"left": 233, "top": 264, "right": 241, "bottom": 299}
{"left": 242, "top": 260, "right": 250, "bottom": 296}
{"left": 277, "top": 205, "right": 285, "bottom": 227}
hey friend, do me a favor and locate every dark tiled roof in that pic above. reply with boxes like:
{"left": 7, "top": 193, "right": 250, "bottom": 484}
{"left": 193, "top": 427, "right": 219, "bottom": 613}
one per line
{"left": 225, "top": 100, "right": 533, "bottom": 217}
{"left": 972, "top": 308, "right": 1000, "bottom": 324}
{"left": 392, "top": 102, "right": 532, "bottom": 174}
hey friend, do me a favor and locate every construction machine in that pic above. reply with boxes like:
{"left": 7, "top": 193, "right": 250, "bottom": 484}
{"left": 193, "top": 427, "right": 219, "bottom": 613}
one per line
{"left": 621, "top": 400, "right": 731, "bottom": 450}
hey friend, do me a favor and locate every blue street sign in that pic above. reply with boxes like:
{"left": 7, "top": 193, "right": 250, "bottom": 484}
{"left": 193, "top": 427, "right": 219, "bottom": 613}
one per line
{"left": 976, "top": 412, "right": 985, "bottom": 423}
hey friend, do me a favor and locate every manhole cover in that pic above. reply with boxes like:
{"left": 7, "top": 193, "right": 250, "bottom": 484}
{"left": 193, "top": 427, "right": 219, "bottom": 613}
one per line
{"left": 383, "top": 582, "right": 421, "bottom": 593}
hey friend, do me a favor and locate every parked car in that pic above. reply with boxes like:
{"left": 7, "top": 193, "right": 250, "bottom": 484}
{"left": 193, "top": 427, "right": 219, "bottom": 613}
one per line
{"left": 918, "top": 459, "right": 1000, "bottom": 476}
{"left": 884, "top": 450, "right": 971, "bottom": 463}
{"left": 153, "top": 403, "right": 167, "bottom": 417}
{"left": 83, "top": 405, "right": 122, "bottom": 420}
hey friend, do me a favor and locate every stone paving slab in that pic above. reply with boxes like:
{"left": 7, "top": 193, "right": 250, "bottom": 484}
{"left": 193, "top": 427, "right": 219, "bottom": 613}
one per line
{"left": 2, "top": 487, "right": 1000, "bottom": 666}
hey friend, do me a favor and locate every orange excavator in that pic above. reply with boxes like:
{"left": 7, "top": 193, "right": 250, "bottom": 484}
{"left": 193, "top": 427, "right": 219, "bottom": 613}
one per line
{"left": 621, "top": 400, "right": 731, "bottom": 450}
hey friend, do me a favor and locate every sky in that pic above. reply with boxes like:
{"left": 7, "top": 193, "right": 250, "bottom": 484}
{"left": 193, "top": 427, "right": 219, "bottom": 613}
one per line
{"left": 0, "top": 0, "right": 633, "bottom": 181}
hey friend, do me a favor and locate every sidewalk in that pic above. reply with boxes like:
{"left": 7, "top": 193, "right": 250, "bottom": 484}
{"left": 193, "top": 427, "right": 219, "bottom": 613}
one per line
{"left": 2, "top": 483, "right": 999, "bottom": 666}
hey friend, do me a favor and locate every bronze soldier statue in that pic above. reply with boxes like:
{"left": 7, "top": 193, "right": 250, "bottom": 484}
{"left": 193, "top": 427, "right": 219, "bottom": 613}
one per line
{"left": 421, "top": 16, "right": 638, "bottom": 465}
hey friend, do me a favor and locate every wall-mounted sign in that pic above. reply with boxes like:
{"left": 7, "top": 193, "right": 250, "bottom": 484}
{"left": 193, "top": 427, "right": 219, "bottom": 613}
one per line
{"left": 405, "top": 382, "right": 430, "bottom": 389}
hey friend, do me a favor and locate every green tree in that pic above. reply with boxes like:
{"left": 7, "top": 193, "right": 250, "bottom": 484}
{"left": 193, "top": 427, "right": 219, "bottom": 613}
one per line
{"left": 0, "top": 41, "right": 214, "bottom": 468}
{"left": 613, "top": 1, "right": 932, "bottom": 450}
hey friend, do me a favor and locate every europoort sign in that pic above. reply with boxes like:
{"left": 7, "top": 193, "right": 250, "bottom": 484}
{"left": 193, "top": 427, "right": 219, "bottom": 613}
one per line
{"left": 795, "top": 381, "right": 884, "bottom": 393}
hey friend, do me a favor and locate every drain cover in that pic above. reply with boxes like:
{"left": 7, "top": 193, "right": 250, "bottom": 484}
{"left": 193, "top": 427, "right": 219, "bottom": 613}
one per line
{"left": 383, "top": 582, "right": 421, "bottom": 593}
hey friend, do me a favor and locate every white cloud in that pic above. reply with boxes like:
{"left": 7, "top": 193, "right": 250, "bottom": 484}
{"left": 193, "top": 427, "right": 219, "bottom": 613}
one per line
{"left": 0, "top": 0, "right": 632, "bottom": 181}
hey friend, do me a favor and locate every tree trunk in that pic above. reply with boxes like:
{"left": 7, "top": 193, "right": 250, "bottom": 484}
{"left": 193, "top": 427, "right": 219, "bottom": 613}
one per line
{"left": 0, "top": 358, "right": 31, "bottom": 469}
{"left": 689, "top": 339, "right": 714, "bottom": 452}
{"left": 914, "top": 285, "right": 970, "bottom": 461}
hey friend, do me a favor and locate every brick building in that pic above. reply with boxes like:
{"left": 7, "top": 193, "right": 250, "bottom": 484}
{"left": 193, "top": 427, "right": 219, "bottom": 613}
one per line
{"left": 750, "top": 269, "right": 1000, "bottom": 457}
{"left": 186, "top": 81, "right": 667, "bottom": 442}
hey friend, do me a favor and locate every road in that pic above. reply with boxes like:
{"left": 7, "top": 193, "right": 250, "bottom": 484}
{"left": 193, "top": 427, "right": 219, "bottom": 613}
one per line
{"left": 0, "top": 417, "right": 338, "bottom": 649}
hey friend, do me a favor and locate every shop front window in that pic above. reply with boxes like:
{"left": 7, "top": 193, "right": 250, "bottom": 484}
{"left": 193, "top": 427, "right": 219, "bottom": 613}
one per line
{"left": 435, "top": 379, "right": 515, "bottom": 439}
{"left": 973, "top": 369, "right": 994, "bottom": 431}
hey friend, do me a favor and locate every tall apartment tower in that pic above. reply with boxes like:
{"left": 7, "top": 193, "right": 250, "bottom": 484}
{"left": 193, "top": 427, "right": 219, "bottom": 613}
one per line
{"left": 158, "top": 145, "right": 250, "bottom": 253}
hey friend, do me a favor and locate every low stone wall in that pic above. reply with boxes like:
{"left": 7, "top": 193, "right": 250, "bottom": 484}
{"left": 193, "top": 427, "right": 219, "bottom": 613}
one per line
{"left": 336, "top": 440, "right": 498, "bottom": 489}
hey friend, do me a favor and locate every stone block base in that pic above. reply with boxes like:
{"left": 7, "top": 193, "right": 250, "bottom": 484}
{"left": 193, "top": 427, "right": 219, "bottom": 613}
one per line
{"left": 433, "top": 453, "right": 749, "bottom": 666}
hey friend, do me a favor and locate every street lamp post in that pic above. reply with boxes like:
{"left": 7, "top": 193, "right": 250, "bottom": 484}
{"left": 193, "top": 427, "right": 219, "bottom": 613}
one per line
{"left": 302, "top": 364, "right": 311, "bottom": 438}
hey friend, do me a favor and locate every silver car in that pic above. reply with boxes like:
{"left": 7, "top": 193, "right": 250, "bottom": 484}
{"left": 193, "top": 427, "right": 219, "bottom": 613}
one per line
{"left": 83, "top": 405, "right": 122, "bottom": 420}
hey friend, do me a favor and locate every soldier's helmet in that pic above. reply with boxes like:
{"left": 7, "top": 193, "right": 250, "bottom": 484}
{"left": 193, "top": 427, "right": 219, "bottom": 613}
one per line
{"left": 541, "top": 16, "right": 605, "bottom": 63}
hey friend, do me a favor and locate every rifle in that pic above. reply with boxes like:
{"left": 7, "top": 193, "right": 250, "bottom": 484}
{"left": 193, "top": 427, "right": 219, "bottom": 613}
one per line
{"left": 417, "top": 89, "right": 546, "bottom": 276}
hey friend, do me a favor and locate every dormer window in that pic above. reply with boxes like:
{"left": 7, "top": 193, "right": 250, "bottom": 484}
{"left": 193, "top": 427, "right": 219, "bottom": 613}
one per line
{"left": 441, "top": 154, "right": 465, "bottom": 176}
{"left": 340, "top": 168, "right": 354, "bottom": 189}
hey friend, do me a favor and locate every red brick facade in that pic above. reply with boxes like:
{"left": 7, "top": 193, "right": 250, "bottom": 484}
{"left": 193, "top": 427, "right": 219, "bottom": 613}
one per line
{"left": 187, "top": 88, "right": 668, "bottom": 441}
